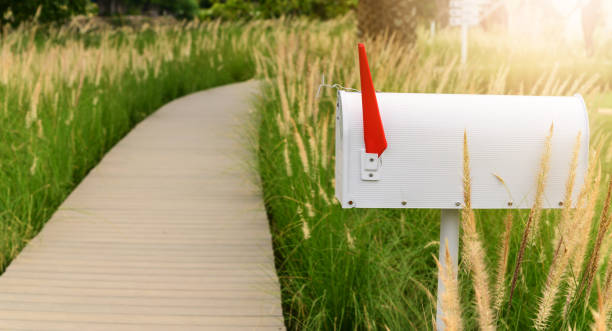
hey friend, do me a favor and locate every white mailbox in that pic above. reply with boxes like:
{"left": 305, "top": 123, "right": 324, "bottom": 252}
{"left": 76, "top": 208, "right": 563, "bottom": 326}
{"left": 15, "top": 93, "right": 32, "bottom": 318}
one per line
{"left": 335, "top": 44, "right": 590, "bottom": 331}
{"left": 334, "top": 91, "right": 590, "bottom": 209}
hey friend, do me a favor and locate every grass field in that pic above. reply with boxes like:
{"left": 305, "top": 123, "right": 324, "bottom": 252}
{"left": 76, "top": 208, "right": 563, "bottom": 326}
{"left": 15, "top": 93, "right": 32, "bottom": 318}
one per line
{"left": 0, "top": 19, "right": 257, "bottom": 271}
{"left": 254, "top": 17, "right": 612, "bottom": 330}
{"left": 3, "top": 13, "right": 612, "bottom": 330}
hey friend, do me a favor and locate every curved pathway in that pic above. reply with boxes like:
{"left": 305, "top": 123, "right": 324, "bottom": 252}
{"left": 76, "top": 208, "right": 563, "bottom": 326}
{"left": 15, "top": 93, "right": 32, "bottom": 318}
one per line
{"left": 0, "top": 81, "right": 285, "bottom": 330}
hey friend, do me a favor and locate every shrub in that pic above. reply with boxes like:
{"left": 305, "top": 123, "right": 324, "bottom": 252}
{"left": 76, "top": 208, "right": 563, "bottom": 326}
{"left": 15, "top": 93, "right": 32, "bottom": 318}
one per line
{"left": 199, "top": 0, "right": 357, "bottom": 21}
{"left": 151, "top": 0, "right": 199, "bottom": 19}
{"left": 0, "top": 0, "right": 88, "bottom": 26}
{"left": 98, "top": 0, "right": 199, "bottom": 19}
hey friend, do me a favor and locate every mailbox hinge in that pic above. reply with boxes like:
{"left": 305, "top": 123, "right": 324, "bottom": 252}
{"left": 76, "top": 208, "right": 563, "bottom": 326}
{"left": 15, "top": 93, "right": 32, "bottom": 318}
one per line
{"left": 361, "top": 149, "right": 381, "bottom": 181}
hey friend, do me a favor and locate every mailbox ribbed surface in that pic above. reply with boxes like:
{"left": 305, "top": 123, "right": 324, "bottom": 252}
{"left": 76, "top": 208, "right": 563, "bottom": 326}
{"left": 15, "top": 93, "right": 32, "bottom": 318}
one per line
{"left": 0, "top": 81, "right": 285, "bottom": 330}
{"left": 336, "top": 91, "right": 589, "bottom": 209}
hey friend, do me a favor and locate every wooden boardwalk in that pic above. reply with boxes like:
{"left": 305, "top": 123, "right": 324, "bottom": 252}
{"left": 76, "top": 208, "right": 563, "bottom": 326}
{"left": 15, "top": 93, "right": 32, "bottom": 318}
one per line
{"left": 0, "top": 81, "right": 285, "bottom": 330}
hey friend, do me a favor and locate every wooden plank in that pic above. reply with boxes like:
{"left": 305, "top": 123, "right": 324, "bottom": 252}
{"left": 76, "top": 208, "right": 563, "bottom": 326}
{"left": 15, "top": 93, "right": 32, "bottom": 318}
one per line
{"left": 0, "top": 285, "right": 278, "bottom": 300}
{"left": 0, "top": 278, "right": 281, "bottom": 291}
{"left": 0, "top": 81, "right": 285, "bottom": 330}
{"left": 0, "top": 320, "right": 282, "bottom": 331}
{"left": 3, "top": 265, "right": 277, "bottom": 277}
{"left": 0, "top": 293, "right": 282, "bottom": 309}
{"left": 0, "top": 301, "right": 282, "bottom": 317}
{"left": 0, "top": 311, "right": 284, "bottom": 327}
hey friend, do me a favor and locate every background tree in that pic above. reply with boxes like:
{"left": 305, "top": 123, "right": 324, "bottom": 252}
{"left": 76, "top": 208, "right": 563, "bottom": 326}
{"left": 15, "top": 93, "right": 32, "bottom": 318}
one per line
{"left": 434, "top": 0, "right": 449, "bottom": 29}
{"left": 97, "top": 0, "right": 199, "bottom": 18}
{"left": 201, "top": 0, "right": 356, "bottom": 20}
{"left": 0, "top": 0, "right": 88, "bottom": 26}
{"left": 358, "top": 0, "right": 437, "bottom": 43}
{"left": 97, "top": 0, "right": 127, "bottom": 16}
{"left": 152, "top": 0, "right": 199, "bottom": 19}
{"left": 582, "top": 0, "right": 603, "bottom": 55}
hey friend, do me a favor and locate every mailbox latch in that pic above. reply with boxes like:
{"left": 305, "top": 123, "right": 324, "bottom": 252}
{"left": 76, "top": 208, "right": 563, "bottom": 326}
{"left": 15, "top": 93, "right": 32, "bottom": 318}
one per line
{"left": 361, "top": 150, "right": 381, "bottom": 181}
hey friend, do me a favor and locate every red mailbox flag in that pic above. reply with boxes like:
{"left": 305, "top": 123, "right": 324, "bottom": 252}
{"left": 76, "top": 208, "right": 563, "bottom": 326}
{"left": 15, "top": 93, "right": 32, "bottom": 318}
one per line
{"left": 358, "top": 43, "right": 387, "bottom": 157}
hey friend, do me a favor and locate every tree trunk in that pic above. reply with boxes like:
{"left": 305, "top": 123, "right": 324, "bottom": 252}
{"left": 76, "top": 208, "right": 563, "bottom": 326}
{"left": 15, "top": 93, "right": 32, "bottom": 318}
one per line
{"left": 98, "top": 0, "right": 127, "bottom": 16}
{"left": 98, "top": 0, "right": 111, "bottom": 16}
{"left": 582, "top": 0, "right": 602, "bottom": 55}
{"left": 435, "top": 0, "right": 449, "bottom": 28}
{"left": 358, "top": 0, "right": 419, "bottom": 43}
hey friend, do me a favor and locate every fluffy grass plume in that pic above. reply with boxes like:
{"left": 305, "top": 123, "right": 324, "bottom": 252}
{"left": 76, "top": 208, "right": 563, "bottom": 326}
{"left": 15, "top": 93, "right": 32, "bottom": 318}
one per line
{"left": 603, "top": 249, "right": 612, "bottom": 318}
{"left": 493, "top": 212, "right": 513, "bottom": 314}
{"left": 591, "top": 283, "right": 606, "bottom": 331}
{"left": 250, "top": 15, "right": 612, "bottom": 330}
{"left": 509, "top": 124, "right": 554, "bottom": 305}
{"left": 563, "top": 149, "right": 603, "bottom": 317}
{"left": 579, "top": 178, "right": 612, "bottom": 302}
{"left": 436, "top": 240, "right": 463, "bottom": 331}
{"left": 461, "top": 130, "right": 495, "bottom": 331}
{"left": 0, "top": 18, "right": 259, "bottom": 271}
{"left": 534, "top": 132, "right": 581, "bottom": 330}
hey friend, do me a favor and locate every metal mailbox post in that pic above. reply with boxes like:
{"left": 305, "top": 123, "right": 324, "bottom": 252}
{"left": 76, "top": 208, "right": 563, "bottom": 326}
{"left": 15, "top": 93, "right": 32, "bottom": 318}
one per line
{"left": 335, "top": 44, "right": 590, "bottom": 330}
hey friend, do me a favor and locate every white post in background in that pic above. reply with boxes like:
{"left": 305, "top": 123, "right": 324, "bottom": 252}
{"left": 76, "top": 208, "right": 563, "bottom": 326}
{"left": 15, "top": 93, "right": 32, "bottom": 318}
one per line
{"left": 436, "top": 209, "right": 460, "bottom": 331}
{"left": 450, "top": 0, "right": 482, "bottom": 64}
{"left": 430, "top": 20, "right": 436, "bottom": 39}
{"left": 461, "top": 23, "right": 468, "bottom": 64}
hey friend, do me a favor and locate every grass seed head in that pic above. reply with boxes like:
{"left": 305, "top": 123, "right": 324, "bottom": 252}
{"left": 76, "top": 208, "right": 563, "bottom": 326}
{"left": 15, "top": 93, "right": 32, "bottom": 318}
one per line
{"left": 436, "top": 239, "right": 463, "bottom": 331}
{"left": 461, "top": 130, "right": 494, "bottom": 331}
{"left": 493, "top": 212, "right": 513, "bottom": 314}
{"left": 534, "top": 132, "right": 581, "bottom": 330}
{"left": 510, "top": 124, "right": 554, "bottom": 307}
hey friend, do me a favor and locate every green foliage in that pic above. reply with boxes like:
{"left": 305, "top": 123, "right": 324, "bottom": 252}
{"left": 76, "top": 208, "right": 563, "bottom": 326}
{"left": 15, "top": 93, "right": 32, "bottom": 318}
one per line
{"left": 199, "top": 0, "right": 356, "bottom": 21}
{"left": 0, "top": 0, "right": 88, "bottom": 26}
{"left": 255, "top": 18, "right": 612, "bottom": 330}
{"left": 104, "top": 0, "right": 199, "bottom": 18}
{"left": 151, "top": 0, "right": 199, "bottom": 18}
{"left": 0, "top": 21, "right": 255, "bottom": 272}
{"left": 2, "top": 14, "right": 612, "bottom": 331}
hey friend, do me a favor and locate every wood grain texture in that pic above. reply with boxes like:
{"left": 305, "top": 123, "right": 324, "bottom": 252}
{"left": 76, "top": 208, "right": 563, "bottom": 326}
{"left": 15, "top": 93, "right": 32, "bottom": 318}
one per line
{"left": 0, "top": 81, "right": 285, "bottom": 330}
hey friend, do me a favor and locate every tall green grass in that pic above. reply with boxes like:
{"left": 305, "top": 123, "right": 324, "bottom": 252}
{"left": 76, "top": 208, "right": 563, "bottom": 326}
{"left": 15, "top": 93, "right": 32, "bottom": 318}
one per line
{"left": 4, "top": 13, "right": 612, "bottom": 330}
{"left": 255, "top": 17, "right": 612, "bottom": 330}
{"left": 0, "top": 20, "right": 258, "bottom": 271}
